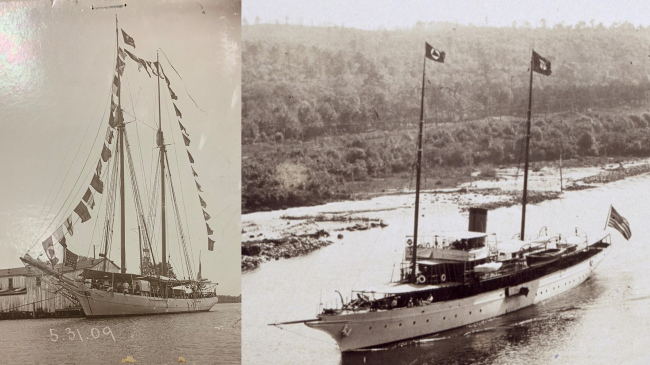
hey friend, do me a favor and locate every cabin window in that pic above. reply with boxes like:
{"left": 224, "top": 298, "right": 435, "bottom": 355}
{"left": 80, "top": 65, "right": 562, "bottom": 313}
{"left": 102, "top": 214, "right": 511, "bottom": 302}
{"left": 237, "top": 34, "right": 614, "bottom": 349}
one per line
{"left": 8, "top": 278, "right": 13, "bottom": 289}
{"left": 36, "top": 276, "right": 41, "bottom": 287}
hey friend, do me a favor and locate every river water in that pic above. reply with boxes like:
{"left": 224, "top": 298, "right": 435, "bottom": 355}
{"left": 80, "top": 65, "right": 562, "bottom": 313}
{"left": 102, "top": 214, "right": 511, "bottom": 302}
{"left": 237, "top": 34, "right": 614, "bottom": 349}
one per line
{"left": 243, "top": 174, "right": 650, "bottom": 364}
{"left": 0, "top": 303, "right": 240, "bottom": 364}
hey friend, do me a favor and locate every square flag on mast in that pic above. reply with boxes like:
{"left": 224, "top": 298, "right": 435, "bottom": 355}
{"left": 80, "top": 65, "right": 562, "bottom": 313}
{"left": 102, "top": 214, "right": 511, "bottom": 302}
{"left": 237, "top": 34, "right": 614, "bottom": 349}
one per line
{"left": 532, "top": 51, "right": 552, "bottom": 76}
{"left": 425, "top": 42, "right": 445, "bottom": 63}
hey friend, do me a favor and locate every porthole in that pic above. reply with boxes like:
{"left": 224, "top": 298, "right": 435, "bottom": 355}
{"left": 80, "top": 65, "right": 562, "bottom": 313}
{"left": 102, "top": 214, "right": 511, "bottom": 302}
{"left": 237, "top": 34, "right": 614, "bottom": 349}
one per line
{"left": 399, "top": 323, "right": 402, "bottom": 326}
{"left": 443, "top": 316, "right": 446, "bottom": 320}
{"left": 413, "top": 321, "right": 416, "bottom": 325}
{"left": 455, "top": 314, "right": 457, "bottom": 318}
{"left": 469, "top": 311, "right": 472, "bottom": 315}
{"left": 369, "top": 326, "right": 372, "bottom": 330}
{"left": 384, "top": 325, "right": 387, "bottom": 328}
{"left": 426, "top": 319, "right": 430, "bottom": 323}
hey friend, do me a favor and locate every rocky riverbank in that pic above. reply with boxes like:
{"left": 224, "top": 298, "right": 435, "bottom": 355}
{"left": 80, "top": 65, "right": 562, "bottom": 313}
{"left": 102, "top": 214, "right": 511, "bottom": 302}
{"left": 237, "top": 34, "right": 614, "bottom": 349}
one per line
{"left": 241, "top": 235, "right": 334, "bottom": 271}
{"left": 241, "top": 216, "right": 389, "bottom": 271}
{"left": 577, "top": 162, "right": 650, "bottom": 185}
{"left": 242, "top": 159, "right": 650, "bottom": 272}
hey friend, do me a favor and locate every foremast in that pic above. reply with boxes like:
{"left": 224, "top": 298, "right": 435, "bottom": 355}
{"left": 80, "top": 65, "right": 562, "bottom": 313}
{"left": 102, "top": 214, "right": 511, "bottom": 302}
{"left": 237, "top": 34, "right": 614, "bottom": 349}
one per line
{"left": 411, "top": 55, "right": 426, "bottom": 283}
{"left": 156, "top": 51, "right": 168, "bottom": 278}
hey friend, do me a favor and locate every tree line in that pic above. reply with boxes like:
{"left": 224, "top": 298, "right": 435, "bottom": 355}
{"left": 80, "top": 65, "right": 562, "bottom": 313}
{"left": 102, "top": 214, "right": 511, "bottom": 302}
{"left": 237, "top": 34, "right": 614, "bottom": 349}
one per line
{"left": 243, "top": 22, "right": 650, "bottom": 142}
{"left": 244, "top": 111, "right": 650, "bottom": 212}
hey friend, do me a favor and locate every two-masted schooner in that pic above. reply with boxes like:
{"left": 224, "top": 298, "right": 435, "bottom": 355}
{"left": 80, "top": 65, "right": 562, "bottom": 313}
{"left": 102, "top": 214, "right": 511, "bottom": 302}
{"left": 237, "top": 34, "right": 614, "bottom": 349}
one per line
{"left": 272, "top": 44, "right": 631, "bottom": 351}
{"left": 20, "top": 17, "right": 218, "bottom": 317}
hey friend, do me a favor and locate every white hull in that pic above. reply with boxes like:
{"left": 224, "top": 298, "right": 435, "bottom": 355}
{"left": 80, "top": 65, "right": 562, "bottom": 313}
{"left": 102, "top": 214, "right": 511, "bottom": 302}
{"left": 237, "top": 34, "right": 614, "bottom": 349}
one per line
{"left": 76, "top": 289, "right": 218, "bottom": 318}
{"left": 307, "top": 246, "right": 610, "bottom": 351}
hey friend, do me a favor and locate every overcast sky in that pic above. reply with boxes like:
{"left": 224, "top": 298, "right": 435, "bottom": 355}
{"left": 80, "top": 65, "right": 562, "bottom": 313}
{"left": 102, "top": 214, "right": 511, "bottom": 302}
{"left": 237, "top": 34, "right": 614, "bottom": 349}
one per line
{"left": 243, "top": 0, "right": 650, "bottom": 29}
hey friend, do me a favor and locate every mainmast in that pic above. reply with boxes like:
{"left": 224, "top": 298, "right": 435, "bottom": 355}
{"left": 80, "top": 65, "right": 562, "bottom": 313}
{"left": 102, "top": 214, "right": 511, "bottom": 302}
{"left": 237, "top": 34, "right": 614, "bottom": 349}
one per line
{"left": 157, "top": 51, "right": 167, "bottom": 278}
{"left": 411, "top": 55, "right": 426, "bottom": 283}
{"left": 520, "top": 50, "right": 552, "bottom": 239}
{"left": 520, "top": 53, "right": 534, "bottom": 240}
{"left": 410, "top": 43, "right": 445, "bottom": 284}
{"left": 116, "top": 15, "right": 127, "bottom": 274}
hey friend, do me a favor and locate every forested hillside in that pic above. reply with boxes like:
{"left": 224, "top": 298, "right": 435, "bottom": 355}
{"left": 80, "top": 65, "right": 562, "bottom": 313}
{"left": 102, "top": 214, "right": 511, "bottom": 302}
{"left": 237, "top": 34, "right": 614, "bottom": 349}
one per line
{"left": 244, "top": 22, "right": 650, "bottom": 141}
{"left": 242, "top": 22, "right": 650, "bottom": 212}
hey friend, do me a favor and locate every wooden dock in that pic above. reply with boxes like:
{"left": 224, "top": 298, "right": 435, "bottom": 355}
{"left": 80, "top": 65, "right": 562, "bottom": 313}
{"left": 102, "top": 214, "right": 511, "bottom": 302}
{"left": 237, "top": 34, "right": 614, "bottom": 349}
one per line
{"left": 0, "top": 307, "right": 84, "bottom": 320}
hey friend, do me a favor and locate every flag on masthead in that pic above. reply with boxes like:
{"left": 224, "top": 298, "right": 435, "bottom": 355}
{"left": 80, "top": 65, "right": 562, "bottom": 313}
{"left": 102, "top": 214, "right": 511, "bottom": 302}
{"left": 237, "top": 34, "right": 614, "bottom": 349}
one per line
{"left": 121, "top": 30, "right": 136, "bottom": 48}
{"left": 532, "top": 51, "right": 552, "bottom": 76}
{"left": 425, "top": 42, "right": 445, "bottom": 63}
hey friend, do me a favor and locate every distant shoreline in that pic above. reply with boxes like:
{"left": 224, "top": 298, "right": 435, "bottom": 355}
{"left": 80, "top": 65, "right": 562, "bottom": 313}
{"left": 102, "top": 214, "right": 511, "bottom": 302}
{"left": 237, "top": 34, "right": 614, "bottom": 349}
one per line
{"left": 244, "top": 155, "right": 650, "bottom": 214}
{"left": 242, "top": 157, "right": 649, "bottom": 272}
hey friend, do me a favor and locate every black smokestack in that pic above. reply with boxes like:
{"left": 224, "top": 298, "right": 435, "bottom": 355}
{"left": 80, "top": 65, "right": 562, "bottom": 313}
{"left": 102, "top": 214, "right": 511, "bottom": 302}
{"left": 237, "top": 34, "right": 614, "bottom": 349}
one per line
{"left": 468, "top": 208, "right": 488, "bottom": 233}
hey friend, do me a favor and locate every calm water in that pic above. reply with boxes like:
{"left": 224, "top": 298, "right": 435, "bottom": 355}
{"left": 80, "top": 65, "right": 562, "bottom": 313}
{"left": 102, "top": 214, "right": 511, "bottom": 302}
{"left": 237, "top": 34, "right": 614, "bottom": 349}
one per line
{"left": 243, "top": 174, "right": 650, "bottom": 364}
{"left": 0, "top": 303, "right": 240, "bottom": 364}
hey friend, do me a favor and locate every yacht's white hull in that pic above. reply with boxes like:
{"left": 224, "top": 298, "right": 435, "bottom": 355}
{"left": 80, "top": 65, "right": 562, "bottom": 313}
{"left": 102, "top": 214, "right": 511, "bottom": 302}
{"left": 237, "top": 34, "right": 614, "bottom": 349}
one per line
{"left": 76, "top": 289, "right": 219, "bottom": 318}
{"left": 307, "top": 247, "right": 610, "bottom": 351}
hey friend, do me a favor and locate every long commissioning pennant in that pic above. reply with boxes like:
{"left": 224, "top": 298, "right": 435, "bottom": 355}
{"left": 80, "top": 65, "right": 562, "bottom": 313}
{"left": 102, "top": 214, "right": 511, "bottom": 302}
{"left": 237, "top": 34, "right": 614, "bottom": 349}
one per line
{"left": 124, "top": 48, "right": 151, "bottom": 77}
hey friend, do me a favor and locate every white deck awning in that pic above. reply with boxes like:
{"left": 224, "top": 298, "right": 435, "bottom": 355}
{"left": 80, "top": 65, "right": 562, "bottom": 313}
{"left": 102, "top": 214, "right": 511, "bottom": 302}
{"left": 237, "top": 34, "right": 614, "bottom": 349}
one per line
{"left": 353, "top": 282, "right": 460, "bottom": 295}
{"left": 409, "top": 231, "right": 489, "bottom": 240}
{"left": 496, "top": 236, "right": 553, "bottom": 254}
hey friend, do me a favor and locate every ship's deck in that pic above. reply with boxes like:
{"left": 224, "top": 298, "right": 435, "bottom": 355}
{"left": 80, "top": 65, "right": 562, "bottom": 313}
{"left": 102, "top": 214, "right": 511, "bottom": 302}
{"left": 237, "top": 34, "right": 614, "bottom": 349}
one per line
{"left": 354, "top": 282, "right": 460, "bottom": 295}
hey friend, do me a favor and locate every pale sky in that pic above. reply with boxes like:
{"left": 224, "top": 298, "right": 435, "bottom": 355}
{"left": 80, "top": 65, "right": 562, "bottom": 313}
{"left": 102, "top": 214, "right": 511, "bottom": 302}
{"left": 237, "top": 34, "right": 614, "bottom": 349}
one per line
{"left": 243, "top": 0, "right": 650, "bottom": 29}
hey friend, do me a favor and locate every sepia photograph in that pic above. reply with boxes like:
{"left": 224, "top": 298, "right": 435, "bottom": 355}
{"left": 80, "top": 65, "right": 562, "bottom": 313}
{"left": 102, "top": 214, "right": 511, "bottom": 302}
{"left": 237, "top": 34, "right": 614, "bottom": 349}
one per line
{"left": 0, "top": 0, "right": 241, "bottom": 364}
{"left": 242, "top": 1, "right": 650, "bottom": 364}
